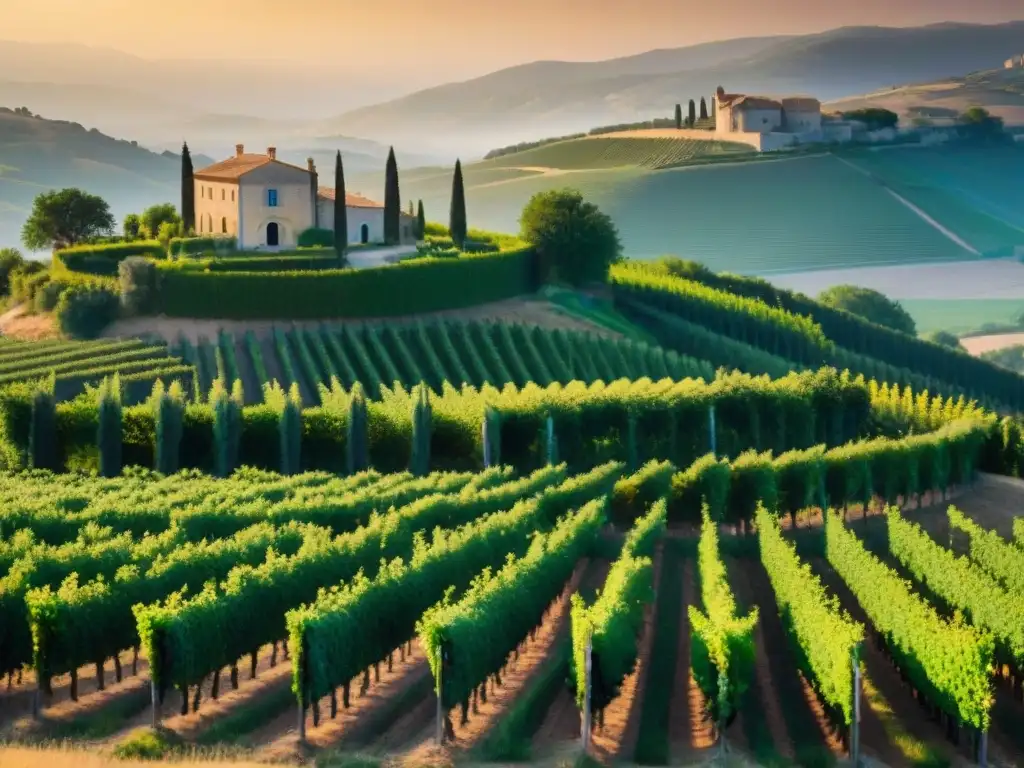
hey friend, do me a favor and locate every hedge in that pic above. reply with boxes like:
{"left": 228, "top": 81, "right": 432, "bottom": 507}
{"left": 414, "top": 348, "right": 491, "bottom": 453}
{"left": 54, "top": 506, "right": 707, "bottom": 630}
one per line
{"left": 168, "top": 236, "right": 237, "bottom": 257}
{"left": 154, "top": 247, "right": 538, "bottom": 319}
{"left": 159, "top": 253, "right": 340, "bottom": 273}
{"left": 54, "top": 241, "right": 166, "bottom": 276}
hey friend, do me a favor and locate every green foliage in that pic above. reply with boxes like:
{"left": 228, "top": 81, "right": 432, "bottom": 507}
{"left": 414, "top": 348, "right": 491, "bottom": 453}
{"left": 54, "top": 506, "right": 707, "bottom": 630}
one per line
{"left": 0, "top": 247, "right": 26, "bottom": 295}
{"left": 97, "top": 375, "right": 122, "bottom": 478}
{"left": 334, "top": 151, "right": 348, "bottom": 258}
{"left": 416, "top": 200, "right": 426, "bottom": 240}
{"left": 410, "top": 383, "right": 432, "bottom": 476}
{"left": 298, "top": 228, "right": 335, "bottom": 248}
{"left": 29, "top": 382, "right": 57, "bottom": 471}
{"left": 520, "top": 189, "right": 621, "bottom": 286}
{"left": 610, "top": 460, "right": 674, "bottom": 525}
{"left": 211, "top": 379, "right": 243, "bottom": 477}
{"left": 825, "top": 508, "right": 993, "bottom": 730}
{"left": 419, "top": 497, "right": 604, "bottom": 709}
{"left": 154, "top": 248, "right": 536, "bottom": 319}
{"left": 384, "top": 147, "right": 401, "bottom": 245}
{"left": 817, "top": 284, "right": 916, "bottom": 336}
{"left": 449, "top": 160, "right": 468, "bottom": 248}
{"left": 123, "top": 213, "right": 143, "bottom": 241}
{"left": 689, "top": 506, "right": 757, "bottom": 727}
{"left": 22, "top": 188, "right": 115, "bottom": 250}
{"left": 841, "top": 108, "right": 899, "bottom": 130}
{"left": 55, "top": 285, "right": 120, "bottom": 339}
{"left": 755, "top": 504, "right": 862, "bottom": 727}
{"left": 118, "top": 256, "right": 157, "bottom": 315}
{"left": 168, "top": 236, "right": 237, "bottom": 258}
{"left": 181, "top": 142, "right": 195, "bottom": 234}
{"left": 140, "top": 203, "right": 181, "bottom": 240}
{"left": 924, "top": 330, "right": 962, "bottom": 350}
{"left": 152, "top": 380, "right": 185, "bottom": 475}
{"left": 948, "top": 506, "right": 1024, "bottom": 597}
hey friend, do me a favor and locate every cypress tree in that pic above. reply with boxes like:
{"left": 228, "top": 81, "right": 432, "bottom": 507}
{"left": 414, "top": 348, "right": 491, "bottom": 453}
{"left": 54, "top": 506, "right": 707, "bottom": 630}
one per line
{"left": 153, "top": 380, "right": 184, "bottom": 476}
{"left": 346, "top": 383, "right": 369, "bottom": 474}
{"left": 700, "top": 97, "right": 709, "bottom": 121}
{"left": 675, "top": 103, "right": 683, "bottom": 129}
{"left": 97, "top": 376, "right": 122, "bottom": 479}
{"left": 29, "top": 383, "right": 56, "bottom": 471}
{"left": 181, "top": 142, "right": 195, "bottom": 234}
{"left": 383, "top": 147, "right": 401, "bottom": 245}
{"left": 416, "top": 200, "right": 426, "bottom": 240}
{"left": 449, "top": 159, "right": 467, "bottom": 249}
{"left": 333, "top": 151, "right": 348, "bottom": 261}
{"left": 688, "top": 100, "right": 697, "bottom": 127}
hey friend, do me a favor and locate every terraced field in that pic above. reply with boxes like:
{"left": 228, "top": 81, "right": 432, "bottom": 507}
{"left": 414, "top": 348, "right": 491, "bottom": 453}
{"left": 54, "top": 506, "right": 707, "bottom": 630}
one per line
{"left": 167, "top": 319, "right": 711, "bottom": 404}
{"left": 0, "top": 338, "right": 190, "bottom": 401}
{"left": 479, "top": 137, "right": 752, "bottom": 171}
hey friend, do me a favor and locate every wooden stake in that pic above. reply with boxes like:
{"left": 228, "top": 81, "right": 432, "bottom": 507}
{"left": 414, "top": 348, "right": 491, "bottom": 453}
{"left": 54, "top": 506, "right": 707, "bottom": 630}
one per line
{"left": 582, "top": 634, "right": 592, "bottom": 751}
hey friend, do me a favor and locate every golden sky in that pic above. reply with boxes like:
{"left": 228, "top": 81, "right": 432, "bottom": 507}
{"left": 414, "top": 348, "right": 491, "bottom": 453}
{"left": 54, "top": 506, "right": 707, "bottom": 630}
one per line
{"left": 6, "top": 0, "right": 1024, "bottom": 77}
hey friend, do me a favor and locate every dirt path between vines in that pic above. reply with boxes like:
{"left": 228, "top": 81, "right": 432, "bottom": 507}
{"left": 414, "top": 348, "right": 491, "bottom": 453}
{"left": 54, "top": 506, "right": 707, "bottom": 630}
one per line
{"left": 670, "top": 558, "right": 716, "bottom": 759}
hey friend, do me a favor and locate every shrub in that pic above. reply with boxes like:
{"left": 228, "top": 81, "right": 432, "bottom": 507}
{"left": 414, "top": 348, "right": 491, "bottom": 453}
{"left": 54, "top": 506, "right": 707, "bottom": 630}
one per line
{"left": 12, "top": 269, "right": 51, "bottom": 305}
{"left": 168, "top": 235, "right": 237, "bottom": 258}
{"left": 423, "top": 222, "right": 449, "bottom": 237}
{"left": 119, "top": 257, "right": 157, "bottom": 315}
{"left": 155, "top": 248, "right": 537, "bottom": 319}
{"left": 55, "top": 285, "right": 120, "bottom": 339}
{"left": 55, "top": 240, "right": 165, "bottom": 274}
{"left": 818, "top": 285, "right": 916, "bottom": 336}
{"left": 298, "top": 228, "right": 335, "bottom": 248}
{"left": 925, "top": 330, "right": 962, "bottom": 350}
{"left": 0, "top": 248, "right": 25, "bottom": 295}
{"left": 33, "top": 279, "right": 70, "bottom": 313}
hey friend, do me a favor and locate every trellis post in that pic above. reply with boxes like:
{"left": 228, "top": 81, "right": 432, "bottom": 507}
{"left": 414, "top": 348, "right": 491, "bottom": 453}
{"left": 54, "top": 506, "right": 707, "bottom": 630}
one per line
{"left": 481, "top": 415, "right": 491, "bottom": 468}
{"left": 151, "top": 677, "right": 159, "bottom": 729}
{"left": 979, "top": 729, "right": 988, "bottom": 768}
{"left": 581, "top": 634, "right": 592, "bottom": 751}
{"left": 545, "top": 415, "right": 555, "bottom": 466}
{"left": 708, "top": 404, "right": 717, "bottom": 456}
{"left": 435, "top": 647, "right": 445, "bottom": 746}
{"left": 851, "top": 646, "right": 861, "bottom": 767}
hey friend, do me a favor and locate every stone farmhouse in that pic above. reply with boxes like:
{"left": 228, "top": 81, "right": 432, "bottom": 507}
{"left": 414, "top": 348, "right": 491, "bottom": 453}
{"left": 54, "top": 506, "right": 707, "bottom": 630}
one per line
{"left": 713, "top": 86, "right": 852, "bottom": 151}
{"left": 193, "top": 145, "right": 416, "bottom": 250}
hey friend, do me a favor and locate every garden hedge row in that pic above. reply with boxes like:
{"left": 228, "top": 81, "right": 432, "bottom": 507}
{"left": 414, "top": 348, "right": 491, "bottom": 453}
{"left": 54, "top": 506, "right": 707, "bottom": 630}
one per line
{"left": 54, "top": 241, "right": 166, "bottom": 276}
{"left": 153, "top": 247, "right": 539, "bottom": 319}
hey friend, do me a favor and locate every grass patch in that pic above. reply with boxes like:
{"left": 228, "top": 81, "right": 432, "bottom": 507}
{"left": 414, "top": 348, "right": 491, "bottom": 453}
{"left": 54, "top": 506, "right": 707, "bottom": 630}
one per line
{"left": 46, "top": 689, "right": 151, "bottom": 741}
{"left": 314, "top": 754, "right": 382, "bottom": 768}
{"left": 194, "top": 684, "right": 295, "bottom": 745}
{"left": 633, "top": 540, "right": 684, "bottom": 764}
{"left": 541, "top": 286, "right": 657, "bottom": 344}
{"left": 342, "top": 673, "right": 433, "bottom": 749}
{"left": 110, "top": 727, "right": 181, "bottom": 760}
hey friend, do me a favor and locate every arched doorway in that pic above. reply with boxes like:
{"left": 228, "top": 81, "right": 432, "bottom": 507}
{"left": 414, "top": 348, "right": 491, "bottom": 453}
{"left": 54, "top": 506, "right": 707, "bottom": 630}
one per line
{"left": 267, "top": 222, "right": 280, "bottom": 247}
{"left": 360, "top": 224, "right": 369, "bottom": 244}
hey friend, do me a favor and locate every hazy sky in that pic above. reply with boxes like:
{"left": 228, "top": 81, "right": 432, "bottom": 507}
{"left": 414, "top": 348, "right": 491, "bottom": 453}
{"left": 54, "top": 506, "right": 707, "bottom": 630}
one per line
{"left": 7, "top": 0, "right": 1024, "bottom": 82}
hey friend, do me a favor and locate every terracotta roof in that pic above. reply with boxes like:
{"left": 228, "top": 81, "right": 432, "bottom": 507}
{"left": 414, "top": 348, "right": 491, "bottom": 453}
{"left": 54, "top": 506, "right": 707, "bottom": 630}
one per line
{"left": 782, "top": 97, "right": 821, "bottom": 111}
{"left": 730, "top": 95, "right": 782, "bottom": 111}
{"left": 317, "top": 187, "right": 383, "bottom": 209}
{"left": 194, "top": 153, "right": 311, "bottom": 181}
{"left": 716, "top": 92, "right": 745, "bottom": 106}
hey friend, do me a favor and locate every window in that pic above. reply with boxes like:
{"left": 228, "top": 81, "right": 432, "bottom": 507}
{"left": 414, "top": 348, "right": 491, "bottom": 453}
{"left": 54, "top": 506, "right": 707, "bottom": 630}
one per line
{"left": 267, "top": 189, "right": 278, "bottom": 207}
{"left": 200, "top": 187, "right": 205, "bottom": 199}
{"left": 221, "top": 189, "right": 225, "bottom": 201}
{"left": 231, "top": 190, "right": 235, "bottom": 202}
{"left": 222, "top": 217, "right": 228, "bottom": 234}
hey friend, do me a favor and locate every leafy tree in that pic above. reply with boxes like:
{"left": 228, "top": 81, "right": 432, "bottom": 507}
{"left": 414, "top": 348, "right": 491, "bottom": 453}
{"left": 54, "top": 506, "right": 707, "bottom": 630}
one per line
{"left": 155, "top": 220, "right": 183, "bottom": 245}
{"left": 123, "top": 213, "right": 143, "bottom": 241}
{"left": 334, "top": 150, "right": 348, "bottom": 260}
{"left": 140, "top": 203, "right": 180, "bottom": 238}
{"left": 22, "top": 188, "right": 114, "bottom": 251}
{"left": 980, "top": 344, "right": 1024, "bottom": 374}
{"left": 700, "top": 97, "right": 708, "bottom": 121}
{"left": 675, "top": 104, "right": 683, "bottom": 129}
{"left": 181, "top": 142, "right": 195, "bottom": 233}
{"left": 0, "top": 248, "right": 25, "bottom": 296}
{"left": 519, "top": 188, "right": 622, "bottom": 286}
{"left": 924, "top": 330, "right": 962, "bottom": 350}
{"left": 958, "top": 107, "right": 1008, "bottom": 144}
{"left": 841, "top": 108, "right": 899, "bottom": 131}
{"left": 817, "top": 284, "right": 916, "bottom": 335}
{"left": 688, "top": 99, "right": 697, "bottom": 127}
{"left": 383, "top": 147, "right": 401, "bottom": 245}
{"left": 449, "top": 159, "right": 467, "bottom": 249}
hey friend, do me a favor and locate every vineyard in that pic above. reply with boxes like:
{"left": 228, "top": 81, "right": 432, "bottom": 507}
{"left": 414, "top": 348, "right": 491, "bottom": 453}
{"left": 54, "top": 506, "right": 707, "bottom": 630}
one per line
{"left": 164, "top": 319, "right": 709, "bottom": 406}
{"left": 479, "top": 137, "right": 753, "bottom": 171}
{"left": 4, "top": 362, "right": 1024, "bottom": 768}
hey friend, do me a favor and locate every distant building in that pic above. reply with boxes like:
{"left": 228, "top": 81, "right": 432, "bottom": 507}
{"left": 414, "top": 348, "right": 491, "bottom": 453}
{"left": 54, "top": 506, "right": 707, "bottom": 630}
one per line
{"left": 712, "top": 86, "right": 851, "bottom": 151}
{"left": 193, "top": 144, "right": 415, "bottom": 250}
{"left": 1005, "top": 55, "right": 1024, "bottom": 69}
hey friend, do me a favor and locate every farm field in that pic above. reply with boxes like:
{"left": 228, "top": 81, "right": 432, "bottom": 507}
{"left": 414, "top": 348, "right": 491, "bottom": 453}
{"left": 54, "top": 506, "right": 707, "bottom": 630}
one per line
{"left": 0, "top": 464, "right": 1019, "bottom": 768}
{"left": 356, "top": 154, "right": 977, "bottom": 273}
{"left": 478, "top": 136, "right": 753, "bottom": 171}
{"left": 162, "top": 317, "right": 707, "bottom": 405}
{"left": 898, "top": 299, "right": 1024, "bottom": 335}
{"left": 840, "top": 145, "right": 1024, "bottom": 255}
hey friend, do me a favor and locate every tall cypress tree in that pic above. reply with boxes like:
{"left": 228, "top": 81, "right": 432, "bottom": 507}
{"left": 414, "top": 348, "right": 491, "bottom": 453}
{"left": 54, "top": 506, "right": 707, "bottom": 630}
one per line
{"left": 674, "top": 103, "right": 683, "bottom": 129}
{"left": 181, "top": 141, "right": 195, "bottom": 234}
{"left": 416, "top": 200, "right": 426, "bottom": 239}
{"left": 383, "top": 147, "right": 400, "bottom": 245}
{"left": 449, "top": 159, "right": 467, "bottom": 249}
{"left": 333, "top": 150, "right": 348, "bottom": 260}
{"left": 700, "top": 97, "right": 709, "bottom": 121}
{"left": 688, "top": 99, "right": 697, "bottom": 127}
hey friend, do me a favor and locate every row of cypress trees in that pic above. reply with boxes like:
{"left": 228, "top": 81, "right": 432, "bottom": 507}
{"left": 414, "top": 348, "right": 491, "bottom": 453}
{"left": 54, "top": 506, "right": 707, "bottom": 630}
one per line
{"left": 674, "top": 98, "right": 711, "bottom": 129}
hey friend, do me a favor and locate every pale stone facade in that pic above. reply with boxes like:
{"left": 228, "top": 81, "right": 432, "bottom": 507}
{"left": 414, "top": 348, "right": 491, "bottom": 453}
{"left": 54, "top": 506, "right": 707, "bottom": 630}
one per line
{"left": 194, "top": 145, "right": 415, "bottom": 250}
{"left": 712, "top": 87, "right": 845, "bottom": 151}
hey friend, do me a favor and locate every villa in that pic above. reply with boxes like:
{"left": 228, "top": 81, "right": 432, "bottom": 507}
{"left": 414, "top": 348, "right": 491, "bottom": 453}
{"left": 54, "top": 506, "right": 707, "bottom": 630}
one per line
{"left": 192, "top": 145, "right": 416, "bottom": 249}
{"left": 713, "top": 86, "right": 852, "bottom": 150}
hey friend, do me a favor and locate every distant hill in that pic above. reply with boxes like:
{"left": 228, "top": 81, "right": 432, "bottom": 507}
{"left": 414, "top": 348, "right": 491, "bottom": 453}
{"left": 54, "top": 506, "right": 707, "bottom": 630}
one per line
{"left": 0, "top": 107, "right": 184, "bottom": 252}
{"left": 826, "top": 67, "right": 1024, "bottom": 126}
{"left": 325, "top": 21, "right": 1024, "bottom": 156}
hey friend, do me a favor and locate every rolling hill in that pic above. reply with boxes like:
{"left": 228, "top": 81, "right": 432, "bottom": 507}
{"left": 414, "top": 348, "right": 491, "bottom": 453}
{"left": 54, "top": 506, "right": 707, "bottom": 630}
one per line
{"left": 325, "top": 21, "right": 1024, "bottom": 155}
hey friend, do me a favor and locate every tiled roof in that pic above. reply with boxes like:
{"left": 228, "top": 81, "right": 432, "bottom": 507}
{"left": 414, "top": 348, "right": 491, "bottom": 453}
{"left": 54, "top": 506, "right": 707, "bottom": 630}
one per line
{"left": 782, "top": 97, "right": 821, "bottom": 111}
{"left": 194, "top": 153, "right": 310, "bottom": 181}
{"left": 317, "top": 187, "right": 383, "bottom": 209}
{"left": 731, "top": 95, "right": 782, "bottom": 111}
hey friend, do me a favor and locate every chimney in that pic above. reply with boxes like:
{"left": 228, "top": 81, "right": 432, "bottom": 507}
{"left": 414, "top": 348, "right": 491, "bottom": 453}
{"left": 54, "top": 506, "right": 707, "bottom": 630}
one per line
{"left": 267, "top": 147, "right": 277, "bottom": 160}
{"left": 235, "top": 143, "right": 244, "bottom": 157}
{"left": 307, "top": 157, "right": 316, "bottom": 172}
